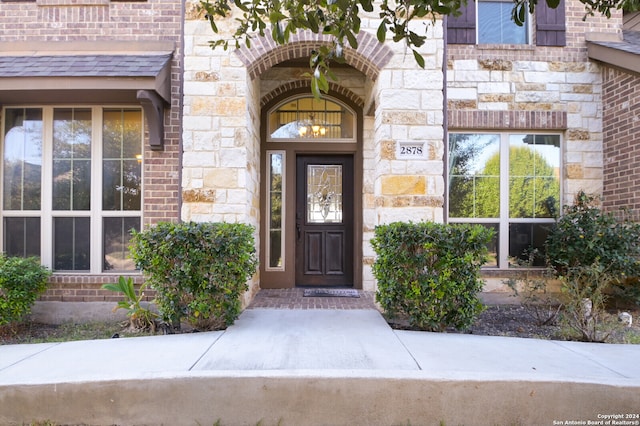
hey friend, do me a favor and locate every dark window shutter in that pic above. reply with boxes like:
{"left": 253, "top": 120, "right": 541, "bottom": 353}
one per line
{"left": 536, "top": 0, "right": 566, "bottom": 46}
{"left": 447, "top": 0, "right": 476, "bottom": 44}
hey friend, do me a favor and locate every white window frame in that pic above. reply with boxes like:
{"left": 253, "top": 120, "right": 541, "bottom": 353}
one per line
{"left": 447, "top": 131, "right": 562, "bottom": 269}
{"left": 0, "top": 105, "right": 144, "bottom": 274}
{"left": 476, "top": 0, "right": 532, "bottom": 45}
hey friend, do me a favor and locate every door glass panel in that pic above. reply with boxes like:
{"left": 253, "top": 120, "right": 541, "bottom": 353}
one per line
{"left": 307, "top": 164, "right": 343, "bottom": 223}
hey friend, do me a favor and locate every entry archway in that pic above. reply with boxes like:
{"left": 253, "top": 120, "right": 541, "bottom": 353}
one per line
{"left": 259, "top": 87, "right": 364, "bottom": 289}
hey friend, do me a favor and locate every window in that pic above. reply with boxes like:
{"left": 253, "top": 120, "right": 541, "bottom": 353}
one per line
{"left": 266, "top": 151, "right": 285, "bottom": 270}
{"left": 447, "top": 0, "right": 565, "bottom": 46}
{"left": 2, "top": 106, "right": 143, "bottom": 272}
{"left": 448, "top": 133, "right": 561, "bottom": 268}
{"left": 478, "top": 0, "right": 529, "bottom": 44}
{"left": 267, "top": 96, "right": 355, "bottom": 142}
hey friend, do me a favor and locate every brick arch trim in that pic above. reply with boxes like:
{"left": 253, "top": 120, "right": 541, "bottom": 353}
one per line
{"left": 235, "top": 30, "right": 393, "bottom": 81}
{"left": 261, "top": 80, "right": 364, "bottom": 109}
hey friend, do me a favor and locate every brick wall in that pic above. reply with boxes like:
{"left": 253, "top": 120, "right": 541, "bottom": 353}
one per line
{"left": 601, "top": 66, "right": 640, "bottom": 220}
{"left": 0, "top": 0, "right": 183, "bottom": 301}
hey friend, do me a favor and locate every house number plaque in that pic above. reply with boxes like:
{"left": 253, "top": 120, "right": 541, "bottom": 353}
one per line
{"left": 397, "top": 142, "right": 426, "bottom": 159}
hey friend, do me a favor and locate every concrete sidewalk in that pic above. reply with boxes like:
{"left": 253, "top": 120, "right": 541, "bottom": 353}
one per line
{"left": 1, "top": 309, "right": 639, "bottom": 425}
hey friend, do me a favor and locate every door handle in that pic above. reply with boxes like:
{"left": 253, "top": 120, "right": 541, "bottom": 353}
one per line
{"left": 296, "top": 223, "right": 301, "bottom": 240}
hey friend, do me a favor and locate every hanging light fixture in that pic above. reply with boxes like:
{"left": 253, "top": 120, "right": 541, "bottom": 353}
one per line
{"left": 298, "top": 113, "right": 327, "bottom": 138}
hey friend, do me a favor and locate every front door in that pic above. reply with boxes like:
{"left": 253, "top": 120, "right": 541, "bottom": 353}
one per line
{"left": 295, "top": 155, "right": 354, "bottom": 286}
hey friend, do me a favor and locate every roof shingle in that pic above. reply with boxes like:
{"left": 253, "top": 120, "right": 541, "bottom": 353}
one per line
{"left": 0, "top": 54, "right": 172, "bottom": 78}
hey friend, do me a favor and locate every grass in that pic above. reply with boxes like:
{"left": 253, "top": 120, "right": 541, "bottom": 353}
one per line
{"left": 1, "top": 321, "right": 154, "bottom": 345}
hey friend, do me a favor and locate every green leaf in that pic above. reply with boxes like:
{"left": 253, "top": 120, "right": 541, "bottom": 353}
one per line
{"left": 412, "top": 49, "right": 425, "bottom": 68}
{"left": 376, "top": 21, "right": 387, "bottom": 43}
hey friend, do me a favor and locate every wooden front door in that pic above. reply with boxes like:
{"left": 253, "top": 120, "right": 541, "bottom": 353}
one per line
{"left": 295, "top": 155, "right": 354, "bottom": 286}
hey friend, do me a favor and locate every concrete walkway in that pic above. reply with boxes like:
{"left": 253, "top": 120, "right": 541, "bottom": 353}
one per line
{"left": 1, "top": 308, "right": 639, "bottom": 425}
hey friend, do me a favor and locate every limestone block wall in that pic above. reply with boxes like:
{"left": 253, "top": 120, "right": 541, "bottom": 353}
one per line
{"left": 447, "top": 57, "right": 603, "bottom": 200}
{"left": 363, "top": 21, "right": 445, "bottom": 291}
{"left": 447, "top": 2, "right": 622, "bottom": 203}
{"left": 183, "top": 4, "right": 260, "bottom": 226}
{"left": 184, "top": 4, "right": 262, "bottom": 301}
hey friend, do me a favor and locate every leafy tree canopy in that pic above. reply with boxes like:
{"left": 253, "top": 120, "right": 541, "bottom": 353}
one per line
{"left": 198, "top": 0, "right": 639, "bottom": 96}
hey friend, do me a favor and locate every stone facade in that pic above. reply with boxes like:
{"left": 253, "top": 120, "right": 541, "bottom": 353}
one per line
{"left": 447, "top": 3, "right": 622, "bottom": 202}
{"left": 0, "top": 0, "right": 633, "bottom": 303}
{"left": 184, "top": 4, "right": 445, "bottom": 291}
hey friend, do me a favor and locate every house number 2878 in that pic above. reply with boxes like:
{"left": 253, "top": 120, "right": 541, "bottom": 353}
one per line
{"left": 400, "top": 146, "right": 423, "bottom": 155}
{"left": 398, "top": 143, "right": 425, "bottom": 158}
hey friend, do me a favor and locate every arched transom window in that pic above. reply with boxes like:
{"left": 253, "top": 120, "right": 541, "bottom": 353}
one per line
{"left": 268, "top": 96, "right": 355, "bottom": 141}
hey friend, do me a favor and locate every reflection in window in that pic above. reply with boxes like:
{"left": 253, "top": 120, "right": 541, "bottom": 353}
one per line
{"left": 269, "top": 96, "right": 354, "bottom": 140}
{"left": 509, "top": 134, "right": 560, "bottom": 219}
{"left": 267, "top": 151, "right": 284, "bottom": 269}
{"left": 3, "top": 108, "right": 43, "bottom": 210}
{"left": 478, "top": 0, "right": 528, "bottom": 44}
{"left": 1, "top": 106, "right": 143, "bottom": 272}
{"left": 103, "top": 109, "right": 142, "bottom": 211}
{"left": 103, "top": 217, "right": 140, "bottom": 271}
{"left": 448, "top": 133, "right": 560, "bottom": 268}
{"left": 53, "top": 108, "right": 92, "bottom": 211}
{"left": 449, "top": 134, "right": 500, "bottom": 218}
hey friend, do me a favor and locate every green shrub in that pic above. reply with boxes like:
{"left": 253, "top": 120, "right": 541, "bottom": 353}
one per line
{"left": 0, "top": 255, "right": 51, "bottom": 326}
{"left": 545, "top": 191, "right": 640, "bottom": 306}
{"left": 371, "top": 221, "right": 493, "bottom": 331}
{"left": 545, "top": 190, "right": 640, "bottom": 278}
{"left": 130, "top": 222, "right": 258, "bottom": 330}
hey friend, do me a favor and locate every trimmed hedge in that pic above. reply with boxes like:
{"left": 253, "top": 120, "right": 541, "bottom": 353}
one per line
{"left": 130, "top": 222, "right": 258, "bottom": 330}
{"left": 371, "top": 221, "right": 493, "bottom": 331}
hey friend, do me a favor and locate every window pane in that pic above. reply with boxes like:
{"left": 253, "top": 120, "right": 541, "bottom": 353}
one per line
{"left": 307, "top": 164, "right": 343, "bottom": 223}
{"left": 509, "top": 134, "right": 560, "bottom": 218}
{"left": 54, "top": 217, "right": 90, "bottom": 271}
{"left": 4, "top": 217, "right": 40, "bottom": 258}
{"left": 52, "top": 109, "right": 92, "bottom": 211}
{"left": 509, "top": 223, "right": 551, "bottom": 266}
{"left": 478, "top": 1, "right": 527, "bottom": 44}
{"left": 269, "top": 97, "right": 354, "bottom": 140}
{"left": 448, "top": 134, "right": 500, "bottom": 218}
{"left": 103, "top": 109, "right": 142, "bottom": 211}
{"left": 103, "top": 217, "right": 140, "bottom": 271}
{"left": 3, "top": 108, "right": 42, "bottom": 210}
{"left": 268, "top": 153, "right": 284, "bottom": 268}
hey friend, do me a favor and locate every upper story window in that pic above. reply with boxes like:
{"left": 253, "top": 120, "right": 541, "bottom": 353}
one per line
{"left": 447, "top": 0, "right": 566, "bottom": 46}
{"left": 448, "top": 132, "right": 561, "bottom": 268}
{"left": 478, "top": 0, "right": 530, "bottom": 44}
{"left": 267, "top": 96, "right": 356, "bottom": 142}
{"left": 2, "top": 106, "right": 143, "bottom": 273}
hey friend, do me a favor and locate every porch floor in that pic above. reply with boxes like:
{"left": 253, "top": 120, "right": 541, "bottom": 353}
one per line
{"left": 247, "top": 287, "right": 378, "bottom": 310}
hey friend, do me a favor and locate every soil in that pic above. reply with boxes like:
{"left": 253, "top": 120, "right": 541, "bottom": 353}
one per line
{"left": 2, "top": 304, "right": 640, "bottom": 345}
{"left": 385, "top": 304, "right": 640, "bottom": 343}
